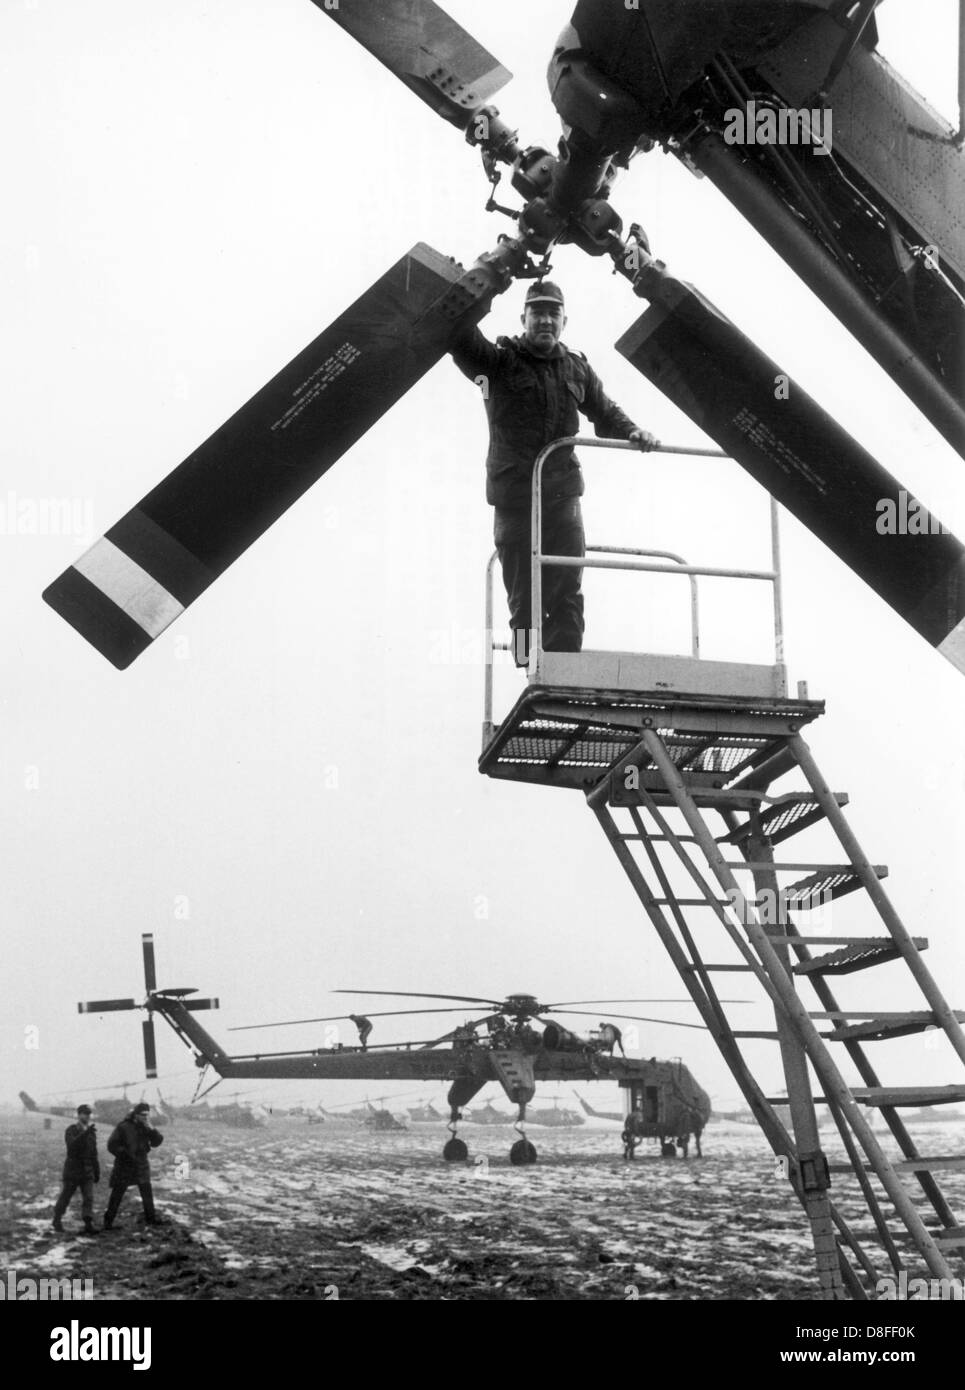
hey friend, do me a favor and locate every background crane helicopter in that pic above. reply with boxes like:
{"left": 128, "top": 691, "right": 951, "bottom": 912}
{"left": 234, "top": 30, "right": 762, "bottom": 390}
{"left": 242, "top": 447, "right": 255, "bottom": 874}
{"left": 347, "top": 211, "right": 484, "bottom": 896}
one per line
{"left": 42, "top": 0, "right": 965, "bottom": 675}
{"left": 78, "top": 935, "right": 718, "bottom": 1165}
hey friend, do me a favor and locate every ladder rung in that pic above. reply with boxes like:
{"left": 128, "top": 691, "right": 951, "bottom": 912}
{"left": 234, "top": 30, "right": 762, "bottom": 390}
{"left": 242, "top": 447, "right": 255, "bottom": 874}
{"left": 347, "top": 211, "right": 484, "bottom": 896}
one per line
{"left": 933, "top": 1227, "right": 965, "bottom": 1248}
{"left": 683, "top": 964, "right": 754, "bottom": 972}
{"left": 652, "top": 898, "right": 732, "bottom": 907}
{"left": 619, "top": 833, "right": 701, "bottom": 843}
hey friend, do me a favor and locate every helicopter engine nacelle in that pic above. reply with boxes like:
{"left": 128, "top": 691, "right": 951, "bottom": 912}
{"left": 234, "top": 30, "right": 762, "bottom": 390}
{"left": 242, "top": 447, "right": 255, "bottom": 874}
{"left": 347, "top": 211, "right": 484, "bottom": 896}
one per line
{"left": 541, "top": 1022, "right": 585, "bottom": 1052}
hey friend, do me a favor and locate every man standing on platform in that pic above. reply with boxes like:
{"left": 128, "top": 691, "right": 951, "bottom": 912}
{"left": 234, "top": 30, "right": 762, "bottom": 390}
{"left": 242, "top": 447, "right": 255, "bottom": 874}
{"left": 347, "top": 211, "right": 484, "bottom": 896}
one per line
{"left": 451, "top": 281, "right": 657, "bottom": 665}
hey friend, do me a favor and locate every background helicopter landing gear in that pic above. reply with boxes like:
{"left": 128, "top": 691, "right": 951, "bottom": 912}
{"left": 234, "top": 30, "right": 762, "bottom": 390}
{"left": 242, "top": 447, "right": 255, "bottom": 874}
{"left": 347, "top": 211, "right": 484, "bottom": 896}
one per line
{"left": 443, "top": 1121, "right": 468, "bottom": 1162}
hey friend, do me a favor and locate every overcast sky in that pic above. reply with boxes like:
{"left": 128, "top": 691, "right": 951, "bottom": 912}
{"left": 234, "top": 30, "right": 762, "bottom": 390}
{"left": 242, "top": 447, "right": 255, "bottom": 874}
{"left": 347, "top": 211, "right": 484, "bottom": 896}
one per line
{"left": 2, "top": 0, "right": 963, "bottom": 1116}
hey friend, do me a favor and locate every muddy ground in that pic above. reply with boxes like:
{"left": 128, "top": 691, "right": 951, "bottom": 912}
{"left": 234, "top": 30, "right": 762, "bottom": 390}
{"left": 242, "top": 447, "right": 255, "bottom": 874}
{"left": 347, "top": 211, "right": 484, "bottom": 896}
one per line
{"left": 2, "top": 1113, "right": 963, "bottom": 1301}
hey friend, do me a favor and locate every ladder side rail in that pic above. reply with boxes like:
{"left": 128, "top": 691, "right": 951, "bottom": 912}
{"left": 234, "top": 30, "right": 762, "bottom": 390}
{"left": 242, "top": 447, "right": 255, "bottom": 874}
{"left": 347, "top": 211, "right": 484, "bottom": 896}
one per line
{"left": 746, "top": 831, "right": 845, "bottom": 1298}
{"left": 823, "top": 1089, "right": 908, "bottom": 1277}
{"left": 638, "top": 727, "right": 957, "bottom": 1282}
{"left": 791, "top": 734, "right": 965, "bottom": 1067}
{"left": 483, "top": 549, "right": 499, "bottom": 739}
{"left": 718, "top": 806, "right": 961, "bottom": 1230}
{"left": 595, "top": 795, "right": 873, "bottom": 1296}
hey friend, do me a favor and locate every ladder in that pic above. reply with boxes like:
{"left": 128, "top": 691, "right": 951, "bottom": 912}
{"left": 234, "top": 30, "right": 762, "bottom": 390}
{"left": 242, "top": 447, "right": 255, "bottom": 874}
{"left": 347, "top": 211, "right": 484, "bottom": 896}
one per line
{"left": 482, "top": 687, "right": 965, "bottom": 1298}
{"left": 480, "top": 438, "right": 965, "bottom": 1300}
{"left": 588, "top": 699, "right": 965, "bottom": 1300}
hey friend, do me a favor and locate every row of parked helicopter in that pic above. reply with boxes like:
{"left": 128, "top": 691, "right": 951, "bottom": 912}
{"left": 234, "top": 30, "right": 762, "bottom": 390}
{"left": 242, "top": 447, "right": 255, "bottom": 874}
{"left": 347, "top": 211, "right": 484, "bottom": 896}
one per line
{"left": 20, "top": 1087, "right": 612, "bottom": 1133}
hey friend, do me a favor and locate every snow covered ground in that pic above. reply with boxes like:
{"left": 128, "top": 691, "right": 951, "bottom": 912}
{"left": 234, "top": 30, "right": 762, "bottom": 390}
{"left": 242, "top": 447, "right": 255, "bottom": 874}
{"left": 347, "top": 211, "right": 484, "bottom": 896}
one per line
{"left": 3, "top": 1112, "right": 963, "bottom": 1301}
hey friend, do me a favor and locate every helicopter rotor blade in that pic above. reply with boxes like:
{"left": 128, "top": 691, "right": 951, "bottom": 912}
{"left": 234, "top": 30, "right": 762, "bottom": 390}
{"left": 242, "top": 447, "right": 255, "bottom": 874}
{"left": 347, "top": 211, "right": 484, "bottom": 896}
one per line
{"left": 182, "top": 998, "right": 220, "bottom": 1013}
{"left": 333, "top": 989, "right": 504, "bottom": 1007}
{"left": 77, "top": 999, "right": 138, "bottom": 1014}
{"left": 228, "top": 1005, "right": 493, "bottom": 1033}
{"left": 142, "top": 1019, "right": 158, "bottom": 1079}
{"left": 141, "top": 933, "right": 157, "bottom": 995}
{"left": 43, "top": 244, "right": 487, "bottom": 668}
{"left": 549, "top": 1009, "right": 709, "bottom": 1032}
{"left": 544, "top": 997, "right": 750, "bottom": 1009}
{"left": 616, "top": 280, "right": 965, "bottom": 675}
{"left": 317, "top": 0, "right": 512, "bottom": 130}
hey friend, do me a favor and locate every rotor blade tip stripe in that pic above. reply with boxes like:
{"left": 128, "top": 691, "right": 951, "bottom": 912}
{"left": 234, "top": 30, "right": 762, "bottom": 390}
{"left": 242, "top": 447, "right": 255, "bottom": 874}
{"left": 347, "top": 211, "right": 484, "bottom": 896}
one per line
{"left": 938, "top": 614, "right": 965, "bottom": 672}
{"left": 72, "top": 538, "right": 184, "bottom": 639}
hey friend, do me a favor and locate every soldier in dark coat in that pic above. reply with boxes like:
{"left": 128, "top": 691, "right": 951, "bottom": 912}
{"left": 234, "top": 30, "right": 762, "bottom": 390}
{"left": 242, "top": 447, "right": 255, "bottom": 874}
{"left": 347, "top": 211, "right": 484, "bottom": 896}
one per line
{"left": 52, "top": 1103, "right": 100, "bottom": 1235}
{"left": 103, "top": 1101, "right": 164, "bottom": 1229}
{"left": 451, "top": 282, "right": 656, "bottom": 665}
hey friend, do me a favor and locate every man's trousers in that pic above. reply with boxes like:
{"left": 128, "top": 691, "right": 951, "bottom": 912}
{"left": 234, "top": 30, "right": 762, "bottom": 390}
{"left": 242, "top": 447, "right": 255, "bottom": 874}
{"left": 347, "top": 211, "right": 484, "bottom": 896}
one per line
{"left": 53, "top": 1177, "right": 95, "bottom": 1225}
{"left": 104, "top": 1180, "right": 156, "bottom": 1226}
{"left": 494, "top": 497, "right": 585, "bottom": 664}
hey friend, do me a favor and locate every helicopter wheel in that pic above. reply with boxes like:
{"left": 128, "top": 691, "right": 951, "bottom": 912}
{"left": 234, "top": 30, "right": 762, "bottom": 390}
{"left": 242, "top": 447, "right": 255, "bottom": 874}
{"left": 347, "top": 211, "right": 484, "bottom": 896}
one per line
{"left": 443, "top": 1137, "right": 469, "bottom": 1162}
{"left": 510, "top": 1138, "right": 537, "bottom": 1166}
{"left": 660, "top": 1140, "right": 677, "bottom": 1158}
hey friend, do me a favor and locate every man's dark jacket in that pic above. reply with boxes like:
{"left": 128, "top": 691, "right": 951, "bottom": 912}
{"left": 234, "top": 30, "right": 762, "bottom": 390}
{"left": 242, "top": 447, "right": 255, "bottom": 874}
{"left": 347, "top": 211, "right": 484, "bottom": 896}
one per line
{"left": 62, "top": 1122, "right": 100, "bottom": 1183}
{"left": 107, "top": 1115, "right": 163, "bottom": 1187}
{"left": 450, "top": 329, "right": 640, "bottom": 508}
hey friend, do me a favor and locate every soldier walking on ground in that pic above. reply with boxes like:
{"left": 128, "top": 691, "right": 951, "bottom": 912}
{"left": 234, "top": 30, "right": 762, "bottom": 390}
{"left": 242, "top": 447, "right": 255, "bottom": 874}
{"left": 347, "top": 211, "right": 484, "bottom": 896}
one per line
{"left": 52, "top": 1103, "right": 100, "bottom": 1236}
{"left": 103, "top": 1101, "right": 165, "bottom": 1230}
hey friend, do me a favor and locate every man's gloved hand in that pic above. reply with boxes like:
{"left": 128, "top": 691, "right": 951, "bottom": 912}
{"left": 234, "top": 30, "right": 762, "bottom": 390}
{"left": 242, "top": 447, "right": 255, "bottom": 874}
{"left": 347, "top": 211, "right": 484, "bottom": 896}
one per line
{"left": 629, "top": 429, "right": 658, "bottom": 451}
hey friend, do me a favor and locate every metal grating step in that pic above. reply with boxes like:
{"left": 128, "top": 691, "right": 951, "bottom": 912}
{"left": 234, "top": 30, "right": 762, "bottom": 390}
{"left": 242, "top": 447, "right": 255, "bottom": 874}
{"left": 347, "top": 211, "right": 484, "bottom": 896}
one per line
{"left": 764, "top": 1086, "right": 965, "bottom": 1107}
{"left": 793, "top": 938, "right": 928, "bottom": 976}
{"left": 820, "top": 1010, "right": 965, "bottom": 1043}
{"left": 722, "top": 793, "right": 850, "bottom": 846}
{"left": 782, "top": 865, "right": 887, "bottom": 910}
{"left": 829, "top": 1156, "right": 965, "bottom": 1175}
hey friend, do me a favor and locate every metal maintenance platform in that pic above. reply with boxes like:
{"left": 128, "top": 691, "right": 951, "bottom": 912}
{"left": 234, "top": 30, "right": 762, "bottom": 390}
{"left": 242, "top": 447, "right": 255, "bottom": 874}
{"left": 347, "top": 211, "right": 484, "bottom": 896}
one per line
{"left": 479, "top": 435, "right": 818, "bottom": 795}
{"left": 480, "top": 682, "right": 825, "bottom": 795}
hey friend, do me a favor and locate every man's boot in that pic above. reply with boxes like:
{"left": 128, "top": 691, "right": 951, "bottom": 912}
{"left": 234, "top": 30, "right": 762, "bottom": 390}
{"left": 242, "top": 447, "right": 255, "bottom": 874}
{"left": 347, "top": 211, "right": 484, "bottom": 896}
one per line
{"left": 80, "top": 1220, "right": 97, "bottom": 1237}
{"left": 51, "top": 1218, "right": 64, "bottom": 1233}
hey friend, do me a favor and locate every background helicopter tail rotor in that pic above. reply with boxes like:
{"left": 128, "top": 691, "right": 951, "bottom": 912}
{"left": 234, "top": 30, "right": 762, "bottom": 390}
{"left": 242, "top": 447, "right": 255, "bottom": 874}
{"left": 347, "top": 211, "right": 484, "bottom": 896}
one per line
{"left": 78, "top": 934, "right": 219, "bottom": 1080}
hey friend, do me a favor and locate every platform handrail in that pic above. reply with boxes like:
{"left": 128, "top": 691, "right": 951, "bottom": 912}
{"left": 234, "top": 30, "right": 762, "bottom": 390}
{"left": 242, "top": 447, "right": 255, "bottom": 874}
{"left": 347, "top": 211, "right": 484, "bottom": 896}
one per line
{"left": 483, "top": 436, "right": 785, "bottom": 735}
{"left": 531, "top": 437, "right": 784, "bottom": 675}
